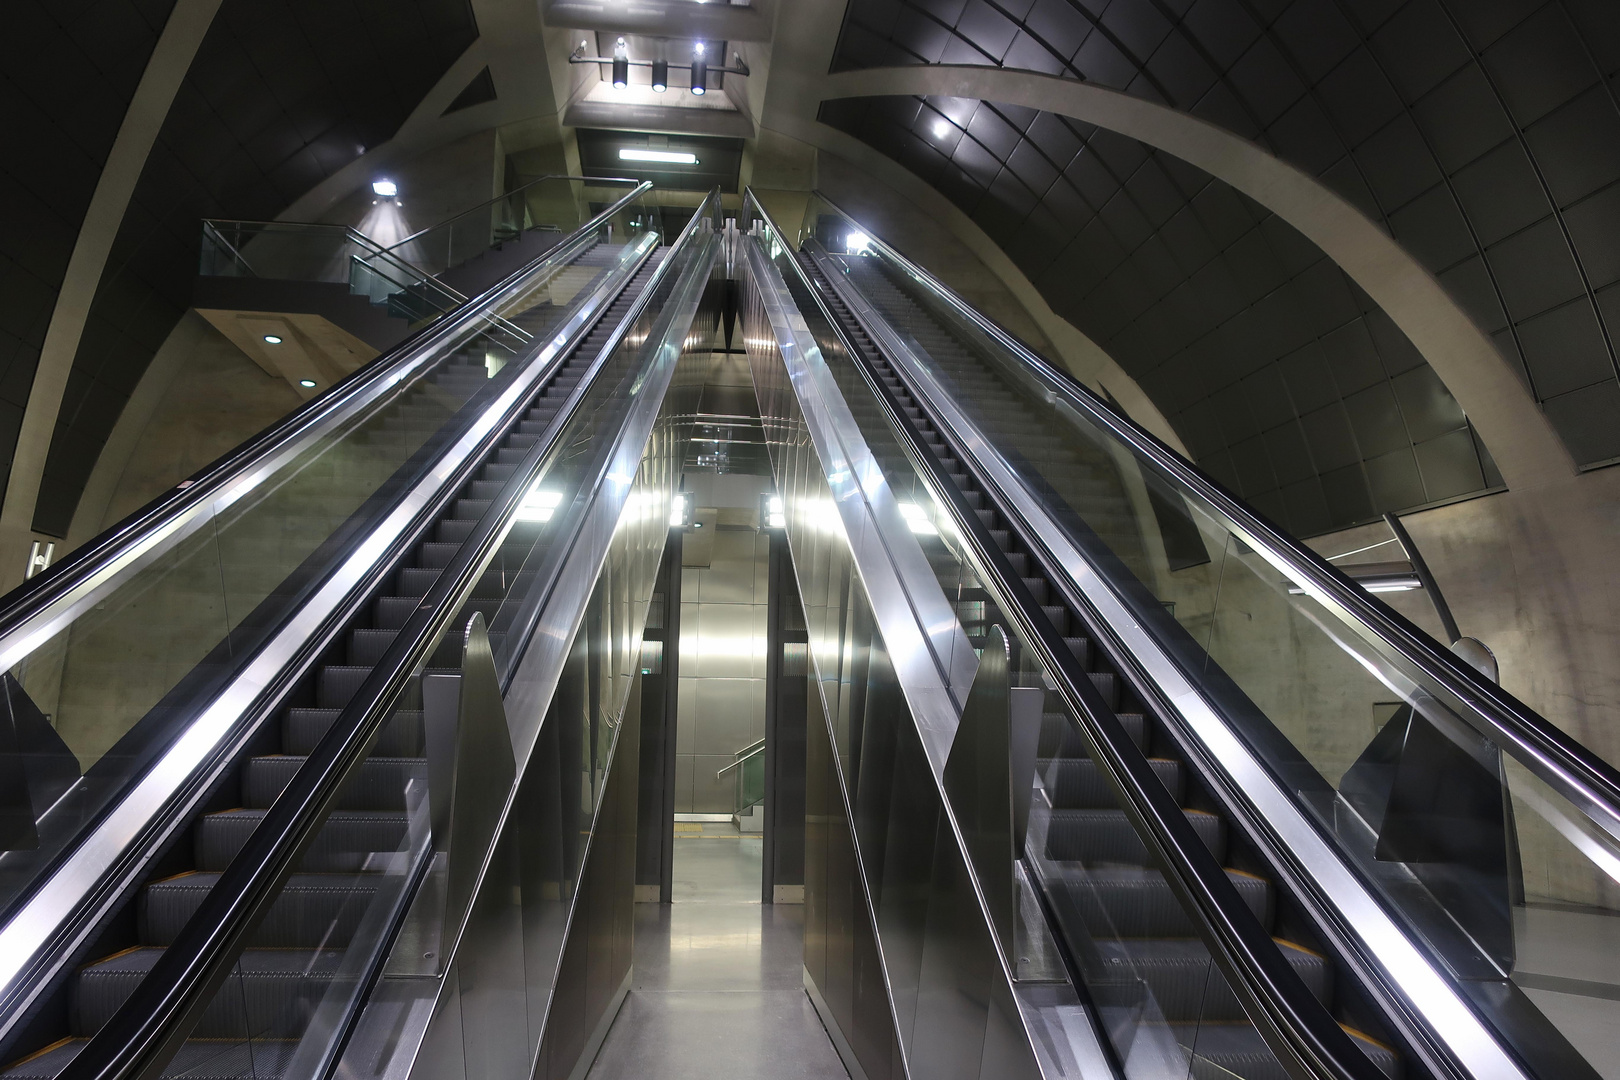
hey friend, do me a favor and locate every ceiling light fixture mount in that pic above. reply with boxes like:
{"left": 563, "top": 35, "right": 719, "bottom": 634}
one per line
{"left": 611, "top": 37, "right": 629, "bottom": 89}
{"left": 567, "top": 40, "right": 747, "bottom": 95}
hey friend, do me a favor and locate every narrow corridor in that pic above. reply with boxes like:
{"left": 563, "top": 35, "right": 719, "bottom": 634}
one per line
{"left": 585, "top": 828, "right": 848, "bottom": 1080}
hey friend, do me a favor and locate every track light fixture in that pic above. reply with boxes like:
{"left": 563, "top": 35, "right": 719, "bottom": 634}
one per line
{"left": 690, "top": 42, "right": 707, "bottom": 95}
{"left": 566, "top": 39, "right": 747, "bottom": 94}
{"left": 611, "top": 37, "right": 628, "bottom": 89}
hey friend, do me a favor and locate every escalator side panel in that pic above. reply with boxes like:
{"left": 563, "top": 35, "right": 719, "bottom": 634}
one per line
{"left": 742, "top": 242, "right": 1048, "bottom": 1080}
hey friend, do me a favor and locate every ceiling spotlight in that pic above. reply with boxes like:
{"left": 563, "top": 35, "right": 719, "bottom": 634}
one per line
{"left": 932, "top": 120, "right": 949, "bottom": 138}
{"left": 651, "top": 59, "right": 668, "bottom": 92}
{"left": 620, "top": 148, "right": 698, "bottom": 164}
{"left": 845, "top": 231, "right": 870, "bottom": 255}
{"left": 371, "top": 179, "right": 397, "bottom": 197}
{"left": 262, "top": 334, "right": 283, "bottom": 344}
{"left": 612, "top": 37, "right": 628, "bottom": 89}
{"left": 691, "top": 43, "right": 707, "bottom": 95}
{"left": 298, "top": 378, "right": 317, "bottom": 388}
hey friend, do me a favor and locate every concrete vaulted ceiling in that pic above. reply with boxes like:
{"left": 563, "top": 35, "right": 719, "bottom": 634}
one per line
{"left": 2, "top": 0, "right": 1617, "bottom": 573}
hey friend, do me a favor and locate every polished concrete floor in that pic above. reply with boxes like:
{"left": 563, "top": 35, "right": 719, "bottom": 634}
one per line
{"left": 584, "top": 828, "right": 848, "bottom": 1080}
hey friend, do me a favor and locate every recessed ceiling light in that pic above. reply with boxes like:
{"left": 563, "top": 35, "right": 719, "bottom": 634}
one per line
{"left": 298, "top": 378, "right": 317, "bottom": 388}
{"left": 620, "top": 148, "right": 698, "bottom": 164}
{"left": 371, "top": 179, "right": 397, "bottom": 197}
{"left": 845, "top": 231, "right": 870, "bottom": 255}
{"left": 262, "top": 334, "right": 283, "bottom": 344}
{"left": 932, "top": 120, "right": 949, "bottom": 138}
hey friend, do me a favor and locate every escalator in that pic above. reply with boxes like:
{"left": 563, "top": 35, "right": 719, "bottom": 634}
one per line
{"left": 737, "top": 190, "right": 1620, "bottom": 1080}
{"left": 0, "top": 185, "right": 722, "bottom": 1080}
{"left": 3, "top": 178, "right": 1619, "bottom": 1080}
{"left": 793, "top": 243, "right": 1397, "bottom": 1078}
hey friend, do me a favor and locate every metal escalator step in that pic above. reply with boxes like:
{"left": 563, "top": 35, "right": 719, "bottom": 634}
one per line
{"left": 317, "top": 666, "right": 372, "bottom": 709}
{"left": 1045, "top": 807, "right": 1225, "bottom": 864}
{"left": 242, "top": 755, "right": 422, "bottom": 810}
{"left": 373, "top": 595, "right": 421, "bottom": 630}
{"left": 1040, "top": 756, "right": 1184, "bottom": 807}
{"left": 1066, "top": 637, "right": 1091, "bottom": 666}
{"left": 1038, "top": 710, "right": 1148, "bottom": 757}
{"left": 283, "top": 708, "right": 422, "bottom": 756}
{"left": 75, "top": 948, "right": 341, "bottom": 1039}
{"left": 1045, "top": 866, "right": 1271, "bottom": 937}
{"left": 394, "top": 567, "right": 439, "bottom": 597}
{"left": 416, "top": 542, "right": 461, "bottom": 569}
{"left": 482, "top": 463, "right": 517, "bottom": 483}
{"left": 195, "top": 809, "right": 407, "bottom": 872}
{"left": 0, "top": 1038, "right": 301, "bottom": 1080}
{"left": 1095, "top": 938, "right": 1326, "bottom": 1023}
{"left": 348, "top": 628, "right": 395, "bottom": 666}
{"left": 436, "top": 519, "right": 478, "bottom": 543}
{"left": 464, "top": 480, "right": 505, "bottom": 501}
{"left": 141, "top": 872, "right": 379, "bottom": 947}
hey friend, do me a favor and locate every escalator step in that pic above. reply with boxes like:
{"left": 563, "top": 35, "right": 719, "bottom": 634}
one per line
{"left": 196, "top": 809, "right": 407, "bottom": 873}
{"left": 348, "top": 628, "right": 396, "bottom": 666}
{"left": 417, "top": 542, "right": 462, "bottom": 569}
{"left": 1094, "top": 938, "right": 1325, "bottom": 1023}
{"left": 1046, "top": 807, "right": 1225, "bottom": 865}
{"left": 75, "top": 948, "right": 341, "bottom": 1038}
{"left": 1045, "top": 866, "right": 1272, "bottom": 937}
{"left": 1038, "top": 710, "right": 1148, "bottom": 757}
{"left": 1041, "top": 756, "right": 1184, "bottom": 807}
{"left": 1, "top": 1038, "right": 300, "bottom": 1080}
{"left": 242, "top": 755, "right": 422, "bottom": 811}
{"left": 394, "top": 567, "right": 440, "bottom": 597}
{"left": 317, "top": 666, "right": 373, "bottom": 709}
{"left": 141, "top": 872, "right": 378, "bottom": 947}
{"left": 283, "top": 708, "right": 422, "bottom": 756}
{"left": 436, "top": 518, "right": 479, "bottom": 543}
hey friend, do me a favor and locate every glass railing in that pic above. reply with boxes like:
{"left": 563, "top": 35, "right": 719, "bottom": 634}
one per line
{"left": 0, "top": 185, "right": 661, "bottom": 1026}
{"left": 200, "top": 177, "right": 655, "bottom": 327}
{"left": 718, "top": 739, "right": 766, "bottom": 817}
{"left": 784, "top": 191, "right": 1620, "bottom": 1080}
{"left": 371, "top": 175, "right": 647, "bottom": 280}
{"left": 200, "top": 219, "right": 465, "bottom": 321}
{"left": 47, "top": 189, "right": 723, "bottom": 1080}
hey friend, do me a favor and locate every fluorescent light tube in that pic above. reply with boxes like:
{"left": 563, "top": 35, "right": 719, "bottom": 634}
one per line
{"left": 620, "top": 149, "right": 698, "bottom": 164}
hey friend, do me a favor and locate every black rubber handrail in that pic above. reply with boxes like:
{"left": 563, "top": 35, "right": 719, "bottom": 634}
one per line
{"left": 748, "top": 189, "right": 1386, "bottom": 1080}
{"left": 55, "top": 189, "right": 719, "bottom": 1080}
{"left": 807, "top": 190, "right": 1620, "bottom": 854}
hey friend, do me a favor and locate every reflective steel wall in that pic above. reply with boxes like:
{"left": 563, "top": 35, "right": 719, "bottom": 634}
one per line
{"left": 338, "top": 224, "right": 722, "bottom": 1080}
{"left": 741, "top": 256, "right": 1043, "bottom": 1080}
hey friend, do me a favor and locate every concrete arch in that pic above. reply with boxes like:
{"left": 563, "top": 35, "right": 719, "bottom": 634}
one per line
{"left": 0, "top": 0, "right": 225, "bottom": 587}
{"left": 817, "top": 65, "right": 1574, "bottom": 494}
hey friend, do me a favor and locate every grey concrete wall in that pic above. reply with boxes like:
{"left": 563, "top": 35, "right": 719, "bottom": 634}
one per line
{"left": 316, "top": 129, "right": 503, "bottom": 248}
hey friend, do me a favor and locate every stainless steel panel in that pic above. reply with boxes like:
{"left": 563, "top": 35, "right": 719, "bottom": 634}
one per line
{"left": 742, "top": 236, "right": 1055, "bottom": 1080}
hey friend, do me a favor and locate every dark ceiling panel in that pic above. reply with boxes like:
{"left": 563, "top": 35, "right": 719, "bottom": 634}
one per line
{"left": 574, "top": 129, "right": 744, "bottom": 194}
{"left": 829, "top": 0, "right": 1620, "bottom": 469}
{"left": 0, "top": 1, "right": 176, "bottom": 510}
{"left": 821, "top": 93, "right": 1502, "bottom": 535}
{"left": 32, "top": 0, "right": 479, "bottom": 538}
